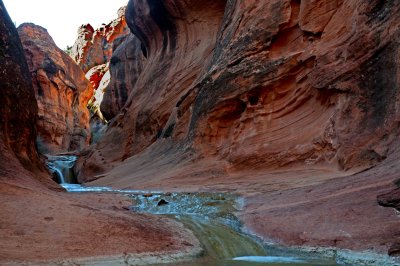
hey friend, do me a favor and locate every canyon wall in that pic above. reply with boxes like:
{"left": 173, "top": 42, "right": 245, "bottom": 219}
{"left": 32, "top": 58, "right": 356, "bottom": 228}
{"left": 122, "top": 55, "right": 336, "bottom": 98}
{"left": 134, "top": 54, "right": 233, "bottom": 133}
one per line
{"left": 1, "top": 3, "right": 201, "bottom": 264}
{"left": 188, "top": 0, "right": 400, "bottom": 172}
{"left": 100, "top": 34, "right": 144, "bottom": 121}
{"left": 71, "top": 6, "right": 130, "bottom": 123}
{"left": 71, "top": 6, "right": 130, "bottom": 73}
{"left": 0, "top": 2, "right": 40, "bottom": 171}
{"left": 77, "top": 0, "right": 228, "bottom": 178}
{"left": 18, "top": 24, "right": 93, "bottom": 154}
{"left": 76, "top": 0, "right": 400, "bottom": 254}
{"left": 79, "top": 0, "right": 400, "bottom": 178}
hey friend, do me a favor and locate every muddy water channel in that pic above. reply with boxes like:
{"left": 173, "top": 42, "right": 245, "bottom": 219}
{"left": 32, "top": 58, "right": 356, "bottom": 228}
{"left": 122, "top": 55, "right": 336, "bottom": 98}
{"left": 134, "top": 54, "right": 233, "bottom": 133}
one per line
{"left": 48, "top": 155, "right": 340, "bottom": 265}
{"left": 128, "top": 192, "right": 338, "bottom": 266}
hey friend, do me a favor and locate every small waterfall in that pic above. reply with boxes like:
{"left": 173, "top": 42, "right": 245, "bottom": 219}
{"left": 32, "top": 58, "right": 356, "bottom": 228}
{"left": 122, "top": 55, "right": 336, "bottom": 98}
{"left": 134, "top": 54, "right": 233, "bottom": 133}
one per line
{"left": 46, "top": 155, "right": 77, "bottom": 184}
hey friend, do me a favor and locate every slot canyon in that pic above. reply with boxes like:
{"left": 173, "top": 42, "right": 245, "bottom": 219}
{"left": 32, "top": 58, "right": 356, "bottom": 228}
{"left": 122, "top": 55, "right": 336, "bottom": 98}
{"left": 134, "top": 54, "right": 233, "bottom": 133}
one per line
{"left": 1, "top": 0, "right": 400, "bottom": 265}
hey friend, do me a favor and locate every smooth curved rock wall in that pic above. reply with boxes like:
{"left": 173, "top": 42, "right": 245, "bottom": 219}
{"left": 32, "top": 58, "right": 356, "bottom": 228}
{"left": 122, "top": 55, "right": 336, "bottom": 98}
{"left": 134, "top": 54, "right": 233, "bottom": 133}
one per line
{"left": 0, "top": 2, "right": 40, "bottom": 170}
{"left": 79, "top": 0, "right": 400, "bottom": 178}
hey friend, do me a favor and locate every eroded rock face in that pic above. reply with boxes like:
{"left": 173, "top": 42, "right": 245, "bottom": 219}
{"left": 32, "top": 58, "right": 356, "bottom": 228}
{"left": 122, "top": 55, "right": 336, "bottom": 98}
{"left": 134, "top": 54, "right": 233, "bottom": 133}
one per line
{"left": 189, "top": 0, "right": 400, "bottom": 172}
{"left": 100, "top": 34, "right": 144, "bottom": 121}
{"left": 378, "top": 186, "right": 400, "bottom": 211}
{"left": 86, "top": 64, "right": 109, "bottom": 120}
{"left": 0, "top": 2, "right": 40, "bottom": 171}
{"left": 18, "top": 23, "right": 93, "bottom": 154}
{"left": 71, "top": 6, "right": 130, "bottom": 73}
{"left": 77, "top": 0, "right": 227, "bottom": 178}
{"left": 76, "top": 0, "right": 400, "bottom": 253}
{"left": 79, "top": 0, "right": 400, "bottom": 177}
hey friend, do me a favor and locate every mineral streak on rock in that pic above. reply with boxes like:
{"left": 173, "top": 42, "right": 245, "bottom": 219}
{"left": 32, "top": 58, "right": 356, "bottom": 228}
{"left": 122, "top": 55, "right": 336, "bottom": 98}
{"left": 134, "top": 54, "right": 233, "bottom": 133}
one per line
{"left": 0, "top": 1, "right": 41, "bottom": 171}
{"left": 79, "top": 0, "right": 400, "bottom": 176}
{"left": 100, "top": 34, "right": 144, "bottom": 121}
{"left": 71, "top": 6, "right": 130, "bottom": 73}
{"left": 18, "top": 23, "right": 93, "bottom": 154}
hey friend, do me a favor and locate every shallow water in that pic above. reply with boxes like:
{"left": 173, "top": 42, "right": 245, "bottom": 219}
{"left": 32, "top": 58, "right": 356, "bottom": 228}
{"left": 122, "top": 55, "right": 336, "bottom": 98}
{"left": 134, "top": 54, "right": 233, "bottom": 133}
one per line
{"left": 128, "top": 192, "right": 339, "bottom": 266}
{"left": 46, "top": 156, "right": 397, "bottom": 266}
{"left": 46, "top": 155, "right": 77, "bottom": 184}
{"left": 45, "top": 156, "right": 338, "bottom": 265}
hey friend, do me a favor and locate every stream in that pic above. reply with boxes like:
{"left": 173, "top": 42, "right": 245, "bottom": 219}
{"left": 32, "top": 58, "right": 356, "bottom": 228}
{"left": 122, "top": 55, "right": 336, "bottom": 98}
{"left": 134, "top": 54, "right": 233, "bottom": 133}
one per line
{"left": 47, "top": 155, "right": 340, "bottom": 266}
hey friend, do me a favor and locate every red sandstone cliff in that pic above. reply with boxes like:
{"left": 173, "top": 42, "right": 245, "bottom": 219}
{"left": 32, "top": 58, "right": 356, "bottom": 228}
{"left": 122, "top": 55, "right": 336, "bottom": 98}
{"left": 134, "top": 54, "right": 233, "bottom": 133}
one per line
{"left": 0, "top": 2, "right": 200, "bottom": 263}
{"left": 78, "top": 0, "right": 400, "bottom": 255}
{"left": 71, "top": 6, "right": 130, "bottom": 73}
{"left": 18, "top": 23, "right": 93, "bottom": 154}
{"left": 100, "top": 34, "right": 144, "bottom": 121}
{"left": 0, "top": 1, "right": 40, "bottom": 172}
{"left": 79, "top": 0, "right": 400, "bottom": 183}
{"left": 71, "top": 6, "right": 131, "bottom": 123}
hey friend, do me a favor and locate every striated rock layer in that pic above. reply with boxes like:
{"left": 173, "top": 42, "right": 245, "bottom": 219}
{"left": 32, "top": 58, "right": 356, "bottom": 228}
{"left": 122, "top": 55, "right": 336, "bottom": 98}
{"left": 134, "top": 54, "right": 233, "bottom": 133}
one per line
{"left": 0, "top": 1, "right": 201, "bottom": 264}
{"left": 79, "top": 0, "right": 400, "bottom": 255}
{"left": 79, "top": 0, "right": 400, "bottom": 182}
{"left": 77, "top": 0, "right": 228, "bottom": 178}
{"left": 18, "top": 23, "right": 93, "bottom": 154}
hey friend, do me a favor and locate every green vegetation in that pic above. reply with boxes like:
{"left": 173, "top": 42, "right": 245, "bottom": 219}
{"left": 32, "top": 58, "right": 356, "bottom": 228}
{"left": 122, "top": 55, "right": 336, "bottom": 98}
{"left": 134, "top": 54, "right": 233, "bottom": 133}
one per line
{"left": 63, "top": 45, "right": 72, "bottom": 56}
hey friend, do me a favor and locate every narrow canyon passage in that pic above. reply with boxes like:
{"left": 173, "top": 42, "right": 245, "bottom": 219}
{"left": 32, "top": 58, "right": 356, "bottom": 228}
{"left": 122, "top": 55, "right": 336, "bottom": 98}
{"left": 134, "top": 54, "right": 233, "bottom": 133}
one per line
{"left": 1, "top": 0, "right": 400, "bottom": 265}
{"left": 48, "top": 156, "right": 340, "bottom": 265}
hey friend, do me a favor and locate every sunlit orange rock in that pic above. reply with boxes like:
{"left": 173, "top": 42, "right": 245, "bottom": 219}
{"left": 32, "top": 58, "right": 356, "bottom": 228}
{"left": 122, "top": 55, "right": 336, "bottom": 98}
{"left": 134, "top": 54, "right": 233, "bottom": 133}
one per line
{"left": 86, "top": 64, "right": 108, "bottom": 89}
{"left": 86, "top": 64, "right": 109, "bottom": 121}
{"left": 18, "top": 23, "right": 93, "bottom": 154}
{"left": 71, "top": 6, "right": 130, "bottom": 73}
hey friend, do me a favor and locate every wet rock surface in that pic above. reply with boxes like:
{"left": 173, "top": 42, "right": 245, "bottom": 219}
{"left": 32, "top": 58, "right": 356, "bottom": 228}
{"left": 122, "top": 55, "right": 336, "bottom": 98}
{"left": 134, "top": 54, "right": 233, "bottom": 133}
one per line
{"left": 18, "top": 23, "right": 93, "bottom": 154}
{"left": 389, "top": 243, "right": 400, "bottom": 257}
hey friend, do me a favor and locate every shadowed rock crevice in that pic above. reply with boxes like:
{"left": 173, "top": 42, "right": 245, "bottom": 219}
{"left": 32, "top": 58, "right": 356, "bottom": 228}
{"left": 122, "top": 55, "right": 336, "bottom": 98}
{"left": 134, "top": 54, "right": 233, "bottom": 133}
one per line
{"left": 100, "top": 35, "right": 144, "bottom": 121}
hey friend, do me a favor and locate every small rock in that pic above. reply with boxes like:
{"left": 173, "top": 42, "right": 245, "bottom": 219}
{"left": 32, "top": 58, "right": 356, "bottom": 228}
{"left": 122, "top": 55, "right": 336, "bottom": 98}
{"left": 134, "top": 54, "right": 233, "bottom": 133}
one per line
{"left": 157, "top": 199, "right": 169, "bottom": 206}
{"left": 142, "top": 193, "right": 153, "bottom": 198}
{"left": 377, "top": 188, "right": 400, "bottom": 211}
{"left": 389, "top": 243, "right": 400, "bottom": 256}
